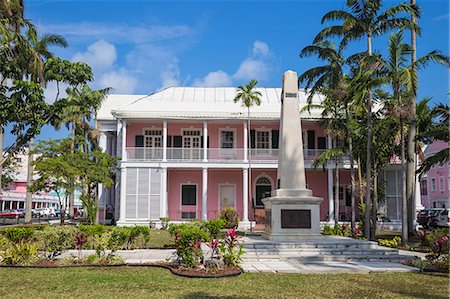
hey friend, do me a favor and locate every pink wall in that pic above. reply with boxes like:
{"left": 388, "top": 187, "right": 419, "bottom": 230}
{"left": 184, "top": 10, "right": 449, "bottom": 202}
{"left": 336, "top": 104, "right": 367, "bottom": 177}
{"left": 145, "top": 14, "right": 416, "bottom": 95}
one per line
{"left": 422, "top": 141, "right": 449, "bottom": 208}
{"left": 167, "top": 169, "right": 203, "bottom": 219}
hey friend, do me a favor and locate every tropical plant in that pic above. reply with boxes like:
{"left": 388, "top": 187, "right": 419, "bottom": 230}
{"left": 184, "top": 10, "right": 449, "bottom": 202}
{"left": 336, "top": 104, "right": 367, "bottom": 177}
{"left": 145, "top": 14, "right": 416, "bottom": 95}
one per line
{"left": 220, "top": 228, "right": 244, "bottom": 267}
{"left": 219, "top": 207, "right": 240, "bottom": 229}
{"left": 35, "top": 225, "right": 76, "bottom": 260}
{"left": 234, "top": 79, "right": 262, "bottom": 226}
{"left": 314, "top": 0, "right": 420, "bottom": 240}
{"left": 0, "top": 241, "right": 39, "bottom": 266}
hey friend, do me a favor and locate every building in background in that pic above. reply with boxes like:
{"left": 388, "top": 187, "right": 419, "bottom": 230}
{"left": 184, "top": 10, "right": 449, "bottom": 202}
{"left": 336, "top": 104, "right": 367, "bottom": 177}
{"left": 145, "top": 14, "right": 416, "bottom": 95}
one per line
{"left": 96, "top": 86, "right": 423, "bottom": 228}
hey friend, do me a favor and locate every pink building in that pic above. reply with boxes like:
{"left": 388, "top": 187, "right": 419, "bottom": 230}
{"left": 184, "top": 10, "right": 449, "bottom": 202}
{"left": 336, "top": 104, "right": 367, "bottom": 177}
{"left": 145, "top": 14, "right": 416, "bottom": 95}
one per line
{"left": 420, "top": 140, "right": 450, "bottom": 209}
{"left": 96, "top": 87, "right": 410, "bottom": 228}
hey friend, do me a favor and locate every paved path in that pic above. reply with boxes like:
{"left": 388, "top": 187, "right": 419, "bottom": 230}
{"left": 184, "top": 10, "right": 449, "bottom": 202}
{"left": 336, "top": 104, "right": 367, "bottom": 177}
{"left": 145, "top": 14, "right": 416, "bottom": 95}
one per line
{"left": 60, "top": 248, "right": 420, "bottom": 274}
{"left": 241, "top": 259, "right": 418, "bottom": 274}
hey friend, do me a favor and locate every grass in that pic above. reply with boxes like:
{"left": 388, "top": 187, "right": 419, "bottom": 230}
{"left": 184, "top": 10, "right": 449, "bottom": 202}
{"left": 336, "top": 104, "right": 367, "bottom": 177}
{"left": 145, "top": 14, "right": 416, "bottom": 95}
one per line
{"left": 148, "top": 229, "right": 174, "bottom": 248}
{"left": 0, "top": 267, "right": 447, "bottom": 299}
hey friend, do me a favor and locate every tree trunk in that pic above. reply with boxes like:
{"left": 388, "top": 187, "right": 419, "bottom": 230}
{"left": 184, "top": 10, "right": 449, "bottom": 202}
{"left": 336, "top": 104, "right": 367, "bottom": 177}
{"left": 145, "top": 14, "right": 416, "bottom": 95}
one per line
{"left": 24, "top": 138, "right": 34, "bottom": 223}
{"left": 349, "top": 136, "right": 356, "bottom": 229}
{"left": 358, "top": 157, "right": 364, "bottom": 206}
{"left": 371, "top": 170, "right": 378, "bottom": 240}
{"left": 69, "top": 121, "right": 76, "bottom": 219}
{"left": 334, "top": 157, "right": 339, "bottom": 225}
{"left": 364, "top": 34, "right": 373, "bottom": 240}
{"left": 407, "top": 0, "right": 418, "bottom": 237}
{"left": 401, "top": 119, "right": 409, "bottom": 245}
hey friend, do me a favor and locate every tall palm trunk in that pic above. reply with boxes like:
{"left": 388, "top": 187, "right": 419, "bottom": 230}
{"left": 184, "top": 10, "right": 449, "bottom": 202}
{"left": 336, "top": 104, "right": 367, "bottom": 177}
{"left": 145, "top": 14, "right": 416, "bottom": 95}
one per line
{"left": 364, "top": 33, "right": 374, "bottom": 240}
{"left": 406, "top": 0, "right": 418, "bottom": 236}
{"left": 69, "top": 121, "right": 76, "bottom": 219}
{"left": 24, "top": 138, "right": 34, "bottom": 223}
{"left": 334, "top": 157, "right": 339, "bottom": 225}
{"left": 371, "top": 170, "right": 378, "bottom": 240}
{"left": 247, "top": 107, "right": 252, "bottom": 228}
{"left": 349, "top": 136, "right": 356, "bottom": 229}
{"left": 401, "top": 119, "right": 408, "bottom": 245}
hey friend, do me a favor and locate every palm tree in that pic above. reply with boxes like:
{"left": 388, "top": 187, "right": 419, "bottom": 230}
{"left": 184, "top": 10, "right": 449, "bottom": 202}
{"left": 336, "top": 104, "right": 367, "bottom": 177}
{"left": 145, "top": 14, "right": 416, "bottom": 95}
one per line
{"left": 299, "top": 41, "right": 359, "bottom": 228}
{"left": 234, "top": 80, "right": 261, "bottom": 227}
{"left": 22, "top": 28, "right": 67, "bottom": 223}
{"left": 314, "top": 0, "right": 419, "bottom": 239}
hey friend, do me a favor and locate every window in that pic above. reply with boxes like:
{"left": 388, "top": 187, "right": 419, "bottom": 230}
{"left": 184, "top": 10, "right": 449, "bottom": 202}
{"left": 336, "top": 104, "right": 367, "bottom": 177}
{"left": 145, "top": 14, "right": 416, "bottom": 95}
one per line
{"left": 144, "top": 129, "right": 162, "bottom": 148}
{"left": 431, "top": 178, "right": 436, "bottom": 191}
{"left": 420, "top": 180, "right": 428, "bottom": 196}
{"left": 256, "top": 130, "right": 270, "bottom": 149}
{"left": 15, "top": 157, "right": 22, "bottom": 163}
{"left": 181, "top": 185, "right": 196, "bottom": 206}
{"left": 439, "top": 177, "right": 445, "bottom": 191}
{"left": 220, "top": 130, "right": 234, "bottom": 148}
{"left": 255, "top": 177, "right": 272, "bottom": 207}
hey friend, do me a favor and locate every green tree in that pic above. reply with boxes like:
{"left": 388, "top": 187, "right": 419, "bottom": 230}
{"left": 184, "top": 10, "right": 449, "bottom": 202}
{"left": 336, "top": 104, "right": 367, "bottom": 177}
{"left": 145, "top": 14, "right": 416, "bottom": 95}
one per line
{"left": 234, "top": 79, "right": 261, "bottom": 226}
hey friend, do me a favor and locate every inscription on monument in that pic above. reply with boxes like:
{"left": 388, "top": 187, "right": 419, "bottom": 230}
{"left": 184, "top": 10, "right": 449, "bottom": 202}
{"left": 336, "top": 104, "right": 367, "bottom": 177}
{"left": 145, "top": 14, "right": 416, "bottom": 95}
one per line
{"left": 281, "top": 209, "right": 311, "bottom": 228}
{"left": 265, "top": 209, "right": 272, "bottom": 229}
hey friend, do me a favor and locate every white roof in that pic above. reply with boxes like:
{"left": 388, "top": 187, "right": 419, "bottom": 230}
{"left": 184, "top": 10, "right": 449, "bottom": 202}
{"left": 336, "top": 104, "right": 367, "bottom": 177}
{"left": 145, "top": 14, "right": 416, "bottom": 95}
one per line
{"left": 99, "top": 87, "right": 325, "bottom": 121}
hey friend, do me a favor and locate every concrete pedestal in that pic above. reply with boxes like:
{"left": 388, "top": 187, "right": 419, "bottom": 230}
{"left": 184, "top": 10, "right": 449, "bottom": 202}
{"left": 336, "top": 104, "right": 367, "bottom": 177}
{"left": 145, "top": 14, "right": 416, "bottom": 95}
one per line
{"left": 262, "top": 189, "right": 322, "bottom": 240}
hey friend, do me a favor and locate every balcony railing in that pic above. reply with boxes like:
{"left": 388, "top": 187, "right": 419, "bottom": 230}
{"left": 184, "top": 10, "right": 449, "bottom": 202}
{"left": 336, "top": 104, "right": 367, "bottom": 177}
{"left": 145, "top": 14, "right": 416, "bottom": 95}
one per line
{"left": 125, "top": 147, "right": 325, "bottom": 162}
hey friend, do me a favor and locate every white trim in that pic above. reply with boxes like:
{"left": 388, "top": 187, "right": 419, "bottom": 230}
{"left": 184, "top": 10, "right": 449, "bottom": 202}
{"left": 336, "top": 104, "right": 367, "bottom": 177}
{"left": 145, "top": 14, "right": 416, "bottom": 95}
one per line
{"left": 439, "top": 176, "right": 445, "bottom": 191}
{"left": 218, "top": 183, "right": 237, "bottom": 211}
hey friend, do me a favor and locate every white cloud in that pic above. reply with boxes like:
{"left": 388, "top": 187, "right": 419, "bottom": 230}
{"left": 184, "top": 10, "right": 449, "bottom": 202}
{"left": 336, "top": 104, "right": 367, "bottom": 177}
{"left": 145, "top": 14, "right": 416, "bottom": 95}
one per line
{"left": 160, "top": 59, "right": 181, "bottom": 89}
{"left": 192, "top": 40, "right": 275, "bottom": 87}
{"left": 193, "top": 70, "right": 233, "bottom": 87}
{"left": 72, "top": 40, "right": 117, "bottom": 71}
{"left": 100, "top": 69, "right": 138, "bottom": 94}
{"left": 252, "top": 40, "right": 270, "bottom": 57}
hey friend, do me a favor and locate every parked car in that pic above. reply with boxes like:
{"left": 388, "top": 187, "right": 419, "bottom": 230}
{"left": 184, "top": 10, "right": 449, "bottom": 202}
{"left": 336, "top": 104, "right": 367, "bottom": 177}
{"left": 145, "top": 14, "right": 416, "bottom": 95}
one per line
{"left": 428, "top": 209, "right": 444, "bottom": 228}
{"left": 437, "top": 209, "right": 450, "bottom": 228}
{"left": 33, "top": 208, "right": 56, "bottom": 218}
{"left": 417, "top": 209, "right": 433, "bottom": 227}
{"left": 0, "top": 209, "right": 22, "bottom": 219}
{"left": 16, "top": 209, "right": 26, "bottom": 218}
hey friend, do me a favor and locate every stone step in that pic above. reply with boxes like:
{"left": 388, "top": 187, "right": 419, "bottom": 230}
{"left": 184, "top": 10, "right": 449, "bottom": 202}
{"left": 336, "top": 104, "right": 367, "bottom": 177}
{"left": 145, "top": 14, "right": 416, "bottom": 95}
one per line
{"left": 243, "top": 251, "right": 398, "bottom": 258}
{"left": 243, "top": 247, "right": 398, "bottom": 254}
{"left": 244, "top": 243, "right": 381, "bottom": 250}
{"left": 243, "top": 254, "right": 414, "bottom": 263}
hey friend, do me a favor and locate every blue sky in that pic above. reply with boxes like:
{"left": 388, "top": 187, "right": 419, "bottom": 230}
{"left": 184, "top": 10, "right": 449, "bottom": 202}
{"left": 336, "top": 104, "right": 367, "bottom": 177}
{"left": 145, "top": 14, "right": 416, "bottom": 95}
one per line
{"left": 5, "top": 0, "right": 450, "bottom": 145}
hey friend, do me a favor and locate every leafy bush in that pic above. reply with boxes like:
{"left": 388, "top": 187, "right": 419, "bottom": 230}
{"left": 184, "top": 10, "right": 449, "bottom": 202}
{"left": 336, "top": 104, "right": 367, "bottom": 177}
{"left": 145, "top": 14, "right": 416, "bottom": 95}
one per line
{"left": 220, "top": 228, "right": 244, "bottom": 267}
{"left": 35, "top": 226, "right": 77, "bottom": 260}
{"left": 85, "top": 253, "right": 123, "bottom": 265}
{"left": 159, "top": 217, "right": 170, "bottom": 230}
{"left": 169, "top": 223, "right": 209, "bottom": 268}
{"left": 0, "top": 234, "right": 8, "bottom": 251}
{"left": 109, "top": 226, "right": 151, "bottom": 250}
{"left": 73, "top": 231, "right": 89, "bottom": 260}
{"left": 202, "top": 219, "right": 225, "bottom": 239}
{"left": 322, "top": 224, "right": 358, "bottom": 238}
{"left": 219, "top": 207, "right": 240, "bottom": 229}
{"left": 5, "top": 227, "right": 35, "bottom": 243}
{"left": 0, "top": 242, "right": 39, "bottom": 266}
{"left": 79, "top": 224, "right": 107, "bottom": 236}
{"left": 378, "top": 237, "right": 401, "bottom": 248}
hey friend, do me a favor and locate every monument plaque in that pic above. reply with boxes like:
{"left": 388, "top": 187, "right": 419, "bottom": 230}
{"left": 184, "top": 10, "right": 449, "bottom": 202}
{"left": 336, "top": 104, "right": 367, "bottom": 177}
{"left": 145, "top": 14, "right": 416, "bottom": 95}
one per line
{"left": 280, "top": 210, "right": 311, "bottom": 228}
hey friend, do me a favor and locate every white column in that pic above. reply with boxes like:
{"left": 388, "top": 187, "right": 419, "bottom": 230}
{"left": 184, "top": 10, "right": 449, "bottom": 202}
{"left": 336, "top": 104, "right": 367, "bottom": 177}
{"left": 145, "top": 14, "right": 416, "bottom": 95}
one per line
{"left": 203, "top": 121, "right": 208, "bottom": 162}
{"left": 121, "top": 120, "right": 127, "bottom": 161}
{"left": 415, "top": 154, "right": 424, "bottom": 211}
{"left": 243, "top": 121, "right": 248, "bottom": 162}
{"left": 118, "top": 167, "right": 127, "bottom": 224}
{"left": 327, "top": 135, "right": 334, "bottom": 223}
{"left": 202, "top": 168, "right": 208, "bottom": 220}
{"left": 160, "top": 167, "right": 168, "bottom": 217}
{"left": 242, "top": 167, "right": 249, "bottom": 222}
{"left": 1, "top": 200, "right": 4, "bottom": 211}
{"left": 116, "top": 121, "right": 122, "bottom": 159}
{"left": 98, "top": 132, "right": 107, "bottom": 223}
{"left": 163, "top": 121, "right": 167, "bottom": 162}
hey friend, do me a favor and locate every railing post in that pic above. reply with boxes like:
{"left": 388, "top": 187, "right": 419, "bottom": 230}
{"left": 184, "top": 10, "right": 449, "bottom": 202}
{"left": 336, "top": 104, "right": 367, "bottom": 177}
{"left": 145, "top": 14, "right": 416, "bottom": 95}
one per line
{"left": 163, "top": 120, "right": 167, "bottom": 162}
{"left": 203, "top": 121, "right": 208, "bottom": 162}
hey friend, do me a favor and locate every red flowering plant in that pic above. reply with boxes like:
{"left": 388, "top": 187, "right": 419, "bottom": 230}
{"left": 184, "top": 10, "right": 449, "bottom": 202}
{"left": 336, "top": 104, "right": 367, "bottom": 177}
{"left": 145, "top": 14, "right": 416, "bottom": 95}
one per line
{"left": 424, "top": 229, "right": 449, "bottom": 270}
{"left": 206, "top": 238, "right": 220, "bottom": 259}
{"left": 168, "top": 223, "right": 208, "bottom": 268}
{"left": 73, "top": 231, "right": 88, "bottom": 260}
{"left": 220, "top": 228, "right": 245, "bottom": 267}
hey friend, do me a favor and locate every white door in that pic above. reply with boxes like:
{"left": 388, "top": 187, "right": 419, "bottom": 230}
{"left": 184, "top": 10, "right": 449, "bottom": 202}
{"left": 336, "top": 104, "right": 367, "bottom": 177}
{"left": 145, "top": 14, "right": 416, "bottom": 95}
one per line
{"left": 219, "top": 185, "right": 236, "bottom": 210}
{"left": 183, "top": 130, "right": 201, "bottom": 159}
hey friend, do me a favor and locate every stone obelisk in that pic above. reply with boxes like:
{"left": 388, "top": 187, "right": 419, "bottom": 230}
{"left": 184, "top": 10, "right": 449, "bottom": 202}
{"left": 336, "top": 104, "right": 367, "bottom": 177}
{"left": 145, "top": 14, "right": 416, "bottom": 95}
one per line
{"left": 262, "top": 70, "right": 323, "bottom": 240}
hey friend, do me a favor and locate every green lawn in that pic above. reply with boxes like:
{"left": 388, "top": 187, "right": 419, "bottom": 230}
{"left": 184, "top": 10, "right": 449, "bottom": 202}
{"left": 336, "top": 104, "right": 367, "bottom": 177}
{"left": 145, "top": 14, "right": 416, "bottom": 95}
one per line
{"left": 0, "top": 267, "right": 447, "bottom": 299}
{"left": 147, "top": 229, "right": 174, "bottom": 248}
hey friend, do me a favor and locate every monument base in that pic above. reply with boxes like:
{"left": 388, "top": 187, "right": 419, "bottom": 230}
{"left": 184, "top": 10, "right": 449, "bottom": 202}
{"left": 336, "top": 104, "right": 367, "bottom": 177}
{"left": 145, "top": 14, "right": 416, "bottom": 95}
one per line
{"left": 262, "top": 188, "right": 323, "bottom": 240}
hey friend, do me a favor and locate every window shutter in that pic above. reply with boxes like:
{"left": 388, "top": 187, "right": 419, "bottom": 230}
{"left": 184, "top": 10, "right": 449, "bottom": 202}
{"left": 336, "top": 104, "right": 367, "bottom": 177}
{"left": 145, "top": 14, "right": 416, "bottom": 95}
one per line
{"left": 307, "top": 130, "right": 315, "bottom": 149}
{"left": 207, "top": 136, "right": 210, "bottom": 148}
{"left": 135, "top": 135, "right": 144, "bottom": 147}
{"left": 173, "top": 136, "right": 182, "bottom": 148}
{"left": 167, "top": 136, "right": 172, "bottom": 147}
{"left": 250, "top": 130, "right": 256, "bottom": 149}
{"left": 317, "top": 137, "right": 326, "bottom": 149}
{"left": 271, "top": 130, "right": 279, "bottom": 149}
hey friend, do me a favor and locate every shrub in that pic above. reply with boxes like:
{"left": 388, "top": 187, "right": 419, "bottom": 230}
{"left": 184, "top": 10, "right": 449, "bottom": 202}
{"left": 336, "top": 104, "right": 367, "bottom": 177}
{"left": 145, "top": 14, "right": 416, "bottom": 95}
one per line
{"left": 202, "top": 219, "right": 225, "bottom": 239}
{"left": 322, "top": 224, "right": 333, "bottom": 235}
{"left": 109, "top": 226, "right": 151, "bottom": 250}
{"left": 322, "top": 224, "right": 357, "bottom": 238}
{"left": 73, "top": 231, "right": 89, "bottom": 260}
{"left": 220, "top": 228, "right": 244, "bottom": 267}
{"left": 378, "top": 237, "right": 401, "bottom": 248}
{"left": 0, "top": 234, "right": 8, "bottom": 251}
{"left": 159, "top": 217, "right": 170, "bottom": 230}
{"left": 219, "top": 207, "right": 240, "bottom": 229}
{"left": 79, "top": 224, "right": 107, "bottom": 236}
{"left": 0, "top": 242, "right": 39, "bottom": 266}
{"left": 85, "top": 253, "right": 123, "bottom": 265}
{"left": 5, "top": 227, "right": 35, "bottom": 243}
{"left": 35, "top": 226, "right": 76, "bottom": 260}
{"left": 169, "top": 223, "right": 209, "bottom": 268}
